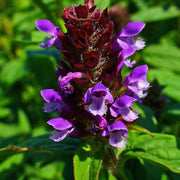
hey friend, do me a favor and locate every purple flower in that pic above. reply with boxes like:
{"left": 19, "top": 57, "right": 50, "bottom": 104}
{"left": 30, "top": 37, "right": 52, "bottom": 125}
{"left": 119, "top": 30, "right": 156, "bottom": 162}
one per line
{"left": 123, "top": 65, "right": 150, "bottom": 101}
{"left": 112, "top": 22, "right": 145, "bottom": 58}
{"left": 110, "top": 95, "right": 138, "bottom": 122}
{"left": 84, "top": 83, "right": 113, "bottom": 116}
{"left": 93, "top": 115, "right": 128, "bottom": 148}
{"left": 47, "top": 117, "right": 75, "bottom": 142}
{"left": 107, "top": 121, "right": 128, "bottom": 148}
{"left": 36, "top": 19, "right": 62, "bottom": 49}
{"left": 92, "top": 115, "right": 108, "bottom": 136}
{"left": 58, "top": 72, "right": 87, "bottom": 94}
{"left": 40, "top": 89, "right": 64, "bottom": 113}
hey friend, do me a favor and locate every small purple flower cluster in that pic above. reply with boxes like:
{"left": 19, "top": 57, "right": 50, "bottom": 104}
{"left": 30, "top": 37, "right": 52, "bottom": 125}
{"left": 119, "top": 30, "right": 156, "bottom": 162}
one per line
{"left": 36, "top": 0, "right": 149, "bottom": 148}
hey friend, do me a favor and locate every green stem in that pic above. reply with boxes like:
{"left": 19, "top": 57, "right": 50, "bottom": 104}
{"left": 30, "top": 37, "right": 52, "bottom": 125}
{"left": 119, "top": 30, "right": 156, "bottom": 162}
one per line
{"left": 104, "top": 147, "right": 129, "bottom": 180}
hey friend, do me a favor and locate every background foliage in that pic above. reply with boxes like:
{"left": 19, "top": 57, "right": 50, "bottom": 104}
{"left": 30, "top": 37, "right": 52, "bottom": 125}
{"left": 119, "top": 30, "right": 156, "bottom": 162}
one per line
{"left": 0, "top": 0, "right": 180, "bottom": 179}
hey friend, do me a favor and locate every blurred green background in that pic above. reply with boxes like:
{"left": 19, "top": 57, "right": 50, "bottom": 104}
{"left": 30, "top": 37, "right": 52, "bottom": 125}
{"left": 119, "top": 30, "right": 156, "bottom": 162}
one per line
{"left": 0, "top": 0, "right": 180, "bottom": 179}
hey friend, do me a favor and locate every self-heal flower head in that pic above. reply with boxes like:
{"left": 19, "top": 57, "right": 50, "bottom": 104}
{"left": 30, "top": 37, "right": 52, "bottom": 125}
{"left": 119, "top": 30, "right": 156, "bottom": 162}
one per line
{"left": 84, "top": 83, "right": 113, "bottom": 116}
{"left": 123, "top": 65, "right": 150, "bottom": 102}
{"left": 112, "top": 22, "right": 145, "bottom": 58}
{"left": 36, "top": 19, "right": 62, "bottom": 49}
{"left": 93, "top": 115, "right": 128, "bottom": 148}
{"left": 110, "top": 95, "right": 138, "bottom": 122}
{"left": 40, "top": 89, "right": 64, "bottom": 113}
{"left": 38, "top": 0, "right": 149, "bottom": 148}
{"left": 47, "top": 117, "right": 75, "bottom": 142}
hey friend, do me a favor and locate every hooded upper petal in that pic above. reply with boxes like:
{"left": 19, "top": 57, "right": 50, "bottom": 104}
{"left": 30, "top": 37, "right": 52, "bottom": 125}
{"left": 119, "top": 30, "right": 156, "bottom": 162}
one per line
{"left": 47, "top": 117, "right": 73, "bottom": 130}
{"left": 107, "top": 121, "right": 127, "bottom": 132}
{"left": 36, "top": 19, "right": 57, "bottom": 36}
{"left": 40, "top": 89, "right": 62, "bottom": 103}
{"left": 120, "top": 22, "right": 145, "bottom": 37}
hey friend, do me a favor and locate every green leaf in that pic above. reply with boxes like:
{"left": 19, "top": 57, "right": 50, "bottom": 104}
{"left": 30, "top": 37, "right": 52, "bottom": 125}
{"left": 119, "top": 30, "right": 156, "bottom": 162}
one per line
{"left": 95, "top": 0, "right": 110, "bottom": 10}
{"left": 128, "top": 124, "right": 154, "bottom": 137}
{"left": 133, "top": 103, "right": 158, "bottom": 132}
{"left": 12, "top": 31, "right": 48, "bottom": 46}
{"left": 27, "top": 55, "right": 57, "bottom": 87}
{"left": 19, "top": 135, "right": 81, "bottom": 152}
{"left": 18, "top": 109, "right": 31, "bottom": 134}
{"left": 164, "top": 103, "right": 180, "bottom": 121}
{"left": 143, "top": 45, "right": 180, "bottom": 73}
{"left": 0, "top": 154, "right": 24, "bottom": 173}
{"left": 132, "top": 6, "right": 180, "bottom": 22}
{"left": 73, "top": 143, "right": 103, "bottom": 180}
{"left": 148, "top": 69, "right": 180, "bottom": 101}
{"left": 0, "top": 135, "right": 81, "bottom": 160}
{"left": 32, "top": 0, "right": 57, "bottom": 25}
{"left": 0, "top": 123, "right": 20, "bottom": 138}
{"left": 1, "top": 60, "right": 26, "bottom": 86}
{"left": 62, "top": 0, "right": 110, "bottom": 10}
{"left": 0, "top": 107, "right": 11, "bottom": 118}
{"left": 124, "top": 133, "right": 180, "bottom": 174}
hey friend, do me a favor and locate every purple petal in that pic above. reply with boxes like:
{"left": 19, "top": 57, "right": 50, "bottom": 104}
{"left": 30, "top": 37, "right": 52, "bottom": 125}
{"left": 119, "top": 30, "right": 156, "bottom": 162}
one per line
{"left": 85, "top": 97, "right": 107, "bottom": 116}
{"left": 36, "top": 19, "right": 57, "bottom": 36}
{"left": 40, "top": 89, "right": 62, "bottom": 103}
{"left": 138, "top": 80, "right": 150, "bottom": 90}
{"left": 91, "top": 83, "right": 108, "bottom": 94}
{"left": 107, "top": 121, "right": 127, "bottom": 132}
{"left": 47, "top": 37, "right": 56, "bottom": 48}
{"left": 110, "top": 106, "right": 119, "bottom": 117}
{"left": 43, "top": 102, "right": 59, "bottom": 113}
{"left": 49, "top": 128, "right": 74, "bottom": 142}
{"left": 109, "top": 131, "right": 127, "bottom": 148}
{"left": 119, "top": 108, "right": 139, "bottom": 122}
{"left": 47, "top": 117, "right": 72, "bottom": 130}
{"left": 112, "top": 95, "right": 136, "bottom": 109}
{"left": 102, "top": 129, "right": 109, "bottom": 136}
{"left": 92, "top": 115, "right": 109, "bottom": 136}
{"left": 133, "top": 37, "right": 146, "bottom": 50}
{"left": 122, "top": 46, "right": 136, "bottom": 58}
{"left": 106, "top": 92, "right": 114, "bottom": 104}
{"left": 49, "top": 130, "right": 69, "bottom": 142}
{"left": 128, "top": 65, "right": 148, "bottom": 83}
{"left": 120, "top": 22, "right": 145, "bottom": 37}
{"left": 84, "top": 88, "right": 92, "bottom": 103}
{"left": 124, "top": 59, "right": 136, "bottom": 68}
{"left": 59, "top": 72, "right": 85, "bottom": 94}
{"left": 39, "top": 37, "right": 51, "bottom": 48}
{"left": 54, "top": 37, "right": 62, "bottom": 49}
{"left": 110, "top": 95, "right": 137, "bottom": 118}
{"left": 95, "top": 115, "right": 108, "bottom": 129}
{"left": 117, "top": 39, "right": 130, "bottom": 49}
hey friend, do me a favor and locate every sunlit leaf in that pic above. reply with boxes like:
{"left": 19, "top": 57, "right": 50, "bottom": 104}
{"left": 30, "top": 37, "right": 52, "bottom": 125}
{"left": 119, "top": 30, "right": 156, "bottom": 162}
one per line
{"left": 148, "top": 70, "right": 180, "bottom": 101}
{"left": 132, "top": 6, "right": 180, "bottom": 22}
{"left": 1, "top": 60, "right": 26, "bottom": 86}
{"left": 125, "top": 133, "right": 180, "bottom": 174}
{"left": 0, "top": 107, "right": 11, "bottom": 118}
{"left": 143, "top": 45, "right": 180, "bottom": 73}
{"left": 73, "top": 143, "right": 103, "bottom": 180}
{"left": 18, "top": 109, "right": 31, "bottom": 134}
